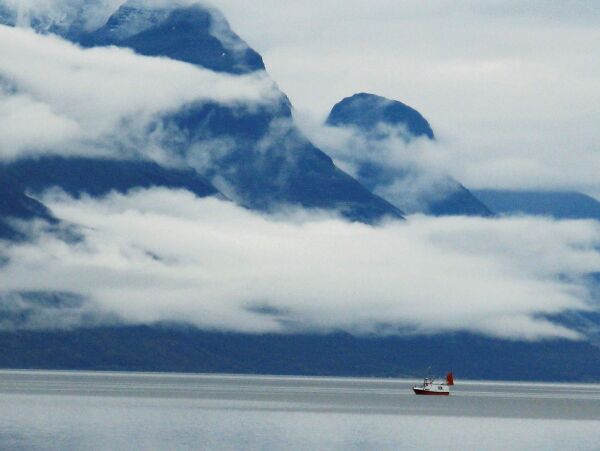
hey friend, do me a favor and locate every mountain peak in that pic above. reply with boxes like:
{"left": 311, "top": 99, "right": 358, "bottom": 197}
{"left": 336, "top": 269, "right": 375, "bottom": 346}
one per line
{"left": 324, "top": 94, "right": 491, "bottom": 217}
{"left": 0, "top": 0, "right": 266, "bottom": 75}
{"left": 327, "top": 92, "right": 435, "bottom": 141}
{"left": 77, "top": 2, "right": 265, "bottom": 75}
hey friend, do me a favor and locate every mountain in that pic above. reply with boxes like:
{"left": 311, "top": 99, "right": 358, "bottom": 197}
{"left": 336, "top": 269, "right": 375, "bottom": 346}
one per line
{"left": 2, "top": 326, "right": 600, "bottom": 382}
{"left": 1, "top": 157, "right": 221, "bottom": 200}
{"left": 327, "top": 92, "right": 435, "bottom": 140}
{"left": 76, "top": 4, "right": 265, "bottom": 75}
{"left": 474, "top": 190, "right": 600, "bottom": 221}
{"left": 326, "top": 93, "right": 492, "bottom": 217}
{"left": 0, "top": 1, "right": 402, "bottom": 223}
{"left": 0, "top": 4, "right": 13, "bottom": 28}
{"left": 0, "top": 170, "right": 55, "bottom": 240}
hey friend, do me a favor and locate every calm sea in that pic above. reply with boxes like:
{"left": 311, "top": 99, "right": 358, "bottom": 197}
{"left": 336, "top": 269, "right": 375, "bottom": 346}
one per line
{"left": 0, "top": 370, "right": 599, "bottom": 450}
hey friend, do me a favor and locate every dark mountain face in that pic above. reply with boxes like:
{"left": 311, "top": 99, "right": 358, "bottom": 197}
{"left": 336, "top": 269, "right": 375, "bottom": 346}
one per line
{"left": 1, "top": 157, "right": 220, "bottom": 200}
{"left": 325, "top": 93, "right": 491, "bottom": 217}
{"left": 158, "top": 100, "right": 402, "bottom": 218}
{"left": 0, "top": 4, "right": 11, "bottom": 25}
{"left": 327, "top": 92, "right": 435, "bottom": 140}
{"left": 428, "top": 186, "right": 492, "bottom": 217}
{"left": 0, "top": 1, "right": 402, "bottom": 223}
{"left": 474, "top": 190, "right": 600, "bottom": 221}
{"left": 76, "top": 4, "right": 265, "bottom": 75}
{"left": 0, "top": 171, "right": 54, "bottom": 240}
{"left": 2, "top": 326, "right": 600, "bottom": 382}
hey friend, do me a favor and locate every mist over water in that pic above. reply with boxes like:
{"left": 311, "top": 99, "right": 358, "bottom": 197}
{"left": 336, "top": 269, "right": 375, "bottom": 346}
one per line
{"left": 1, "top": 371, "right": 599, "bottom": 450}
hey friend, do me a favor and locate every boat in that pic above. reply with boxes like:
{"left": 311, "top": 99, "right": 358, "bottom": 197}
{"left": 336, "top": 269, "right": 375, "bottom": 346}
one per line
{"left": 413, "top": 372, "right": 454, "bottom": 396}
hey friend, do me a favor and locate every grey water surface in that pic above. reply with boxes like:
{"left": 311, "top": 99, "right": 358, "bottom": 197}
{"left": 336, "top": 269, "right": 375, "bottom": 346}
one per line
{"left": 0, "top": 370, "right": 599, "bottom": 450}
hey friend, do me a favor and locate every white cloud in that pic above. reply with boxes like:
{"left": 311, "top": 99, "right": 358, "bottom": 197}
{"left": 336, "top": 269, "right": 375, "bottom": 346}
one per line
{"left": 295, "top": 114, "right": 463, "bottom": 214}
{"left": 0, "top": 90, "right": 80, "bottom": 158}
{"left": 209, "top": 0, "right": 600, "bottom": 197}
{"left": 1, "top": 188, "right": 599, "bottom": 340}
{"left": 0, "top": 24, "right": 279, "bottom": 161}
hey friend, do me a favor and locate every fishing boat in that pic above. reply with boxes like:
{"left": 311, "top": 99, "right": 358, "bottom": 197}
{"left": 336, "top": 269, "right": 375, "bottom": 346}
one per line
{"left": 413, "top": 372, "right": 454, "bottom": 396}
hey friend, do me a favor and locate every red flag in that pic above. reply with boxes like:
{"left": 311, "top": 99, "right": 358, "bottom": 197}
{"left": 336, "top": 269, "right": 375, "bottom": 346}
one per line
{"left": 446, "top": 372, "right": 454, "bottom": 386}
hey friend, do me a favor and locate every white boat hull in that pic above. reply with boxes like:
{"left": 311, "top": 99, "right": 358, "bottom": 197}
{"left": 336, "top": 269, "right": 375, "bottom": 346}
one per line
{"left": 413, "top": 385, "right": 450, "bottom": 396}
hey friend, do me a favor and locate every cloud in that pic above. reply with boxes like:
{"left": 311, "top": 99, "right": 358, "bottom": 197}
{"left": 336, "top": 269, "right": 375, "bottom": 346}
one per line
{"left": 1, "top": 188, "right": 599, "bottom": 340}
{"left": 295, "top": 113, "right": 461, "bottom": 214}
{"left": 0, "top": 291, "right": 115, "bottom": 331}
{"left": 209, "top": 0, "right": 600, "bottom": 198}
{"left": 0, "top": 89, "right": 80, "bottom": 158}
{"left": 0, "top": 24, "right": 279, "bottom": 161}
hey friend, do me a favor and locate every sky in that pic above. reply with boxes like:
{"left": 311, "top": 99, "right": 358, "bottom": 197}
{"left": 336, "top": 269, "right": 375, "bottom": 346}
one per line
{"left": 0, "top": 0, "right": 599, "bottom": 340}
{"left": 212, "top": 0, "right": 600, "bottom": 198}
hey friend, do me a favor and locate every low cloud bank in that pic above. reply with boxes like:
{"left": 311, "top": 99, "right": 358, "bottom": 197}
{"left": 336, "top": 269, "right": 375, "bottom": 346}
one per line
{"left": 1, "top": 188, "right": 599, "bottom": 340}
{"left": 0, "top": 24, "right": 279, "bottom": 161}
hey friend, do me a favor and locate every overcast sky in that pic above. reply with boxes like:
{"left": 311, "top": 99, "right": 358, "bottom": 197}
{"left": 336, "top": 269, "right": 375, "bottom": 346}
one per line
{"left": 212, "top": 0, "right": 600, "bottom": 197}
